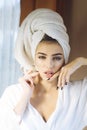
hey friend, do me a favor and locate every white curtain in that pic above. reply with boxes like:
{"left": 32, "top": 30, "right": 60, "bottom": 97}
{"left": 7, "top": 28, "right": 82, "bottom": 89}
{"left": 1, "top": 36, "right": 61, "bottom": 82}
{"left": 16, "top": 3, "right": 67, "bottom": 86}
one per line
{"left": 0, "top": 0, "right": 22, "bottom": 96}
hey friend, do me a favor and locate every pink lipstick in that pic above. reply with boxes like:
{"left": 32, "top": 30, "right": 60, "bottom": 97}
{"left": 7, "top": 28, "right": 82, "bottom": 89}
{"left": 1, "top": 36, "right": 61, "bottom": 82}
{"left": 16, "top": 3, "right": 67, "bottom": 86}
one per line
{"left": 44, "top": 71, "right": 54, "bottom": 78}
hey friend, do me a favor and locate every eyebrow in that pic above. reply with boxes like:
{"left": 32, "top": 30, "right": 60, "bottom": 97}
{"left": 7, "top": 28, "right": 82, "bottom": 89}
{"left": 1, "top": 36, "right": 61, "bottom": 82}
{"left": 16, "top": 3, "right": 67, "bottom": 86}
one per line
{"left": 37, "top": 52, "right": 63, "bottom": 56}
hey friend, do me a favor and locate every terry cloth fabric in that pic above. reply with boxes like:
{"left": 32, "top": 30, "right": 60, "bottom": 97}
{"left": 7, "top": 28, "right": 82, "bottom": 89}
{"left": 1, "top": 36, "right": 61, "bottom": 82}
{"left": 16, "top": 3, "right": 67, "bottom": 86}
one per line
{"left": 0, "top": 77, "right": 87, "bottom": 130}
{"left": 15, "top": 8, "right": 70, "bottom": 70}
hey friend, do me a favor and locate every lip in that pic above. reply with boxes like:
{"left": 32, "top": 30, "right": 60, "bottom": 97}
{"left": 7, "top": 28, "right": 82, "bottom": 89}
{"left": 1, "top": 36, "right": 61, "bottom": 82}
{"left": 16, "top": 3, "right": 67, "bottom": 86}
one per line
{"left": 44, "top": 71, "right": 54, "bottom": 78}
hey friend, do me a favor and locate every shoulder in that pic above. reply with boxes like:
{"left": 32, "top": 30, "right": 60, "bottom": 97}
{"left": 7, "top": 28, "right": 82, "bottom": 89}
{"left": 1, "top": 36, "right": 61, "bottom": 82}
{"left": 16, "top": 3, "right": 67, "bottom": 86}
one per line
{"left": 0, "top": 84, "right": 23, "bottom": 107}
{"left": 69, "top": 77, "right": 87, "bottom": 91}
{"left": 67, "top": 77, "right": 87, "bottom": 101}
{"left": 2, "top": 84, "right": 23, "bottom": 97}
{"left": 4, "top": 83, "right": 23, "bottom": 94}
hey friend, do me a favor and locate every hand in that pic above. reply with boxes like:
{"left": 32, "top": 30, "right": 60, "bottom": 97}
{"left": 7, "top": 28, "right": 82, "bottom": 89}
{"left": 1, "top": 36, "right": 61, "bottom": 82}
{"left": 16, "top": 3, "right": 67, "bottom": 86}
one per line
{"left": 57, "top": 57, "right": 86, "bottom": 88}
{"left": 49, "top": 57, "right": 87, "bottom": 89}
{"left": 19, "top": 70, "right": 39, "bottom": 97}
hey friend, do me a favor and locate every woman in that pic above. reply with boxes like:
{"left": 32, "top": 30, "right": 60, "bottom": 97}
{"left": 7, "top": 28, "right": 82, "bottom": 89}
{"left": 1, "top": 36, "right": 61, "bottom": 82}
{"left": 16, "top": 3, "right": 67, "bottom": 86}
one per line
{"left": 0, "top": 8, "right": 87, "bottom": 130}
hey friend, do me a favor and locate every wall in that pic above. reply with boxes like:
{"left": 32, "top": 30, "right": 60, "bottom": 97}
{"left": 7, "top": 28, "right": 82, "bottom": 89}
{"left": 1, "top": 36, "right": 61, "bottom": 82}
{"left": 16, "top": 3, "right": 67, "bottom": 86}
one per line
{"left": 70, "top": 0, "right": 87, "bottom": 82}
{"left": 20, "top": 0, "right": 57, "bottom": 23}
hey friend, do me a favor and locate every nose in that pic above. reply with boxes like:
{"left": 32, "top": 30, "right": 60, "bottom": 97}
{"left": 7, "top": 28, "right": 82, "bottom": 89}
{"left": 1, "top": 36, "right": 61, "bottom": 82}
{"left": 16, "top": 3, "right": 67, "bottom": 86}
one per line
{"left": 46, "top": 58, "right": 54, "bottom": 69}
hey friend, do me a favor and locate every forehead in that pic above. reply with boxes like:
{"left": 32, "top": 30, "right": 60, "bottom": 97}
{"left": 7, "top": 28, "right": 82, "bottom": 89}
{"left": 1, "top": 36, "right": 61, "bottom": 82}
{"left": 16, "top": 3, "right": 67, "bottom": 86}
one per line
{"left": 36, "top": 41, "right": 63, "bottom": 54}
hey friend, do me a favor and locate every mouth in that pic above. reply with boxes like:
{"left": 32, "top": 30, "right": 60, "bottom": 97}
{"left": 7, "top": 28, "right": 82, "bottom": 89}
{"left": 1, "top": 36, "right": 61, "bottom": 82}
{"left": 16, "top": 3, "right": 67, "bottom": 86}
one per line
{"left": 44, "top": 71, "right": 54, "bottom": 78}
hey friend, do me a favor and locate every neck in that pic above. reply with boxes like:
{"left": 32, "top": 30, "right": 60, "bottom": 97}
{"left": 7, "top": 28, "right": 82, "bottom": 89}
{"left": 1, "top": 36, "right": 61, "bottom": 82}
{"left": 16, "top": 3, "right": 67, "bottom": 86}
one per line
{"left": 39, "top": 78, "right": 58, "bottom": 92}
{"left": 33, "top": 78, "right": 58, "bottom": 98}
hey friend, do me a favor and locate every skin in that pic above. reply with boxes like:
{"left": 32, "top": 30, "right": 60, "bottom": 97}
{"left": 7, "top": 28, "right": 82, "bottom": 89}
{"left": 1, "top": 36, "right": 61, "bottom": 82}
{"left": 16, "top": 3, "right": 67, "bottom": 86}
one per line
{"left": 14, "top": 41, "right": 87, "bottom": 123}
{"left": 34, "top": 41, "right": 64, "bottom": 85}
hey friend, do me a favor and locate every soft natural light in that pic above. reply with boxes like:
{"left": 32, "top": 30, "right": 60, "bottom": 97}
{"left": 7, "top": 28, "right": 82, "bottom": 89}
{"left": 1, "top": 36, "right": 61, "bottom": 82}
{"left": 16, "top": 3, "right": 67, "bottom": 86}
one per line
{"left": 0, "top": 0, "right": 21, "bottom": 96}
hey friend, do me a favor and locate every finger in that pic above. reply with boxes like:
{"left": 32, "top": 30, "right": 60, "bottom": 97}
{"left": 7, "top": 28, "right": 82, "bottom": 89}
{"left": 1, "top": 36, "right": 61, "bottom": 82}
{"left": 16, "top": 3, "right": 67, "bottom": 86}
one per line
{"left": 60, "top": 70, "right": 70, "bottom": 86}
{"left": 24, "top": 75, "right": 34, "bottom": 86}
{"left": 28, "top": 71, "right": 39, "bottom": 78}
{"left": 57, "top": 71, "right": 63, "bottom": 87}
{"left": 22, "top": 68, "right": 33, "bottom": 75}
{"left": 49, "top": 71, "right": 60, "bottom": 81}
{"left": 61, "top": 69, "right": 69, "bottom": 87}
{"left": 19, "top": 77, "right": 33, "bottom": 89}
{"left": 61, "top": 73, "right": 66, "bottom": 87}
{"left": 65, "top": 73, "right": 70, "bottom": 83}
{"left": 25, "top": 70, "right": 39, "bottom": 78}
{"left": 58, "top": 71, "right": 70, "bottom": 88}
{"left": 24, "top": 71, "right": 39, "bottom": 85}
{"left": 19, "top": 77, "right": 34, "bottom": 97}
{"left": 58, "top": 68, "right": 66, "bottom": 87}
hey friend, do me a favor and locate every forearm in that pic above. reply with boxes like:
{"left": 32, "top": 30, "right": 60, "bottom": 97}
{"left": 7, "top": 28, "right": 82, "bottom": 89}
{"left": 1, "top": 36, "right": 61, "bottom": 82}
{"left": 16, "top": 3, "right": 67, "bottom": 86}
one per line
{"left": 14, "top": 70, "right": 38, "bottom": 116}
{"left": 81, "top": 57, "right": 87, "bottom": 66}
{"left": 57, "top": 57, "right": 87, "bottom": 87}
{"left": 14, "top": 93, "right": 30, "bottom": 116}
{"left": 76, "top": 57, "right": 87, "bottom": 66}
{"left": 70, "top": 57, "right": 87, "bottom": 72}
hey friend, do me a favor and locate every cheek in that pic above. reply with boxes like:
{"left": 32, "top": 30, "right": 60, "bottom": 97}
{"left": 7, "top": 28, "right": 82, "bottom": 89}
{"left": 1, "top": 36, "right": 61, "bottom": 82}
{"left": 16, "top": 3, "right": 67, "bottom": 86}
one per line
{"left": 55, "top": 61, "right": 64, "bottom": 70}
{"left": 35, "top": 59, "right": 44, "bottom": 70}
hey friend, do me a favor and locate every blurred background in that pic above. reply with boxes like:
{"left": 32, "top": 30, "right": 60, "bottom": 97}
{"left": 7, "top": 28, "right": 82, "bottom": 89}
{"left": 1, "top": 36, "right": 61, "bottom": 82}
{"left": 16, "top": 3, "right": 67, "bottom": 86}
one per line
{"left": 0, "top": 1, "right": 87, "bottom": 128}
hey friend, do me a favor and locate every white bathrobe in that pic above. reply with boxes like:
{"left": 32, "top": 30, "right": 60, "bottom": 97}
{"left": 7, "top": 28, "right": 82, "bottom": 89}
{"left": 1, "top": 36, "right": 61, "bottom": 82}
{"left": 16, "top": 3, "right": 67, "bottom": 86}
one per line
{"left": 0, "top": 77, "right": 87, "bottom": 130}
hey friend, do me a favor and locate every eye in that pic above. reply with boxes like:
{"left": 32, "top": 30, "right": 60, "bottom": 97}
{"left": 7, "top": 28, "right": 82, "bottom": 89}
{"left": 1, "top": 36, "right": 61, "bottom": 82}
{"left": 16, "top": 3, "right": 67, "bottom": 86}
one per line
{"left": 53, "top": 57, "right": 62, "bottom": 61}
{"left": 38, "top": 55, "right": 46, "bottom": 59}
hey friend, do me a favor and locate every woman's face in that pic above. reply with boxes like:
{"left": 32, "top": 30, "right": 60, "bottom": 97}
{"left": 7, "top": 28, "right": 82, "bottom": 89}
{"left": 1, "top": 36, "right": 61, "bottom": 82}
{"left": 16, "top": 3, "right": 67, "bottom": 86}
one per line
{"left": 35, "top": 41, "right": 64, "bottom": 80}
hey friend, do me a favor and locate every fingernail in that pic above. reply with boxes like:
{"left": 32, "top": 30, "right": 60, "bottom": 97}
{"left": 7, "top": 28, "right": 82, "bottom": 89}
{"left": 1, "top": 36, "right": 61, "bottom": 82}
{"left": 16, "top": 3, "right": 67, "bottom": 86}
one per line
{"left": 26, "top": 80, "right": 31, "bottom": 84}
{"left": 61, "top": 87, "right": 63, "bottom": 90}
{"left": 65, "top": 82, "right": 67, "bottom": 85}
{"left": 57, "top": 75, "right": 59, "bottom": 78}
{"left": 35, "top": 70, "right": 39, "bottom": 72}
{"left": 56, "top": 86, "right": 59, "bottom": 90}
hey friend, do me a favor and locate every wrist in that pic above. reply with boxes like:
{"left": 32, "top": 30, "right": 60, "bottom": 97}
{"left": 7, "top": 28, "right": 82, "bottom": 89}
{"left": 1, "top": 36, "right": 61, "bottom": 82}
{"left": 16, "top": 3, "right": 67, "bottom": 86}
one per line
{"left": 83, "top": 57, "right": 87, "bottom": 65}
{"left": 77, "top": 57, "right": 87, "bottom": 66}
{"left": 22, "top": 86, "right": 33, "bottom": 99}
{"left": 22, "top": 92, "right": 31, "bottom": 100}
{"left": 76, "top": 57, "right": 87, "bottom": 67}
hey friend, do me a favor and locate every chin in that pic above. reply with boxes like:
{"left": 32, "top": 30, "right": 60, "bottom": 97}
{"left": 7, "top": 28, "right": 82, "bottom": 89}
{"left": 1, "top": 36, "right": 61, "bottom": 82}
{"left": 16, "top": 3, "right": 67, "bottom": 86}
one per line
{"left": 39, "top": 74, "right": 47, "bottom": 80}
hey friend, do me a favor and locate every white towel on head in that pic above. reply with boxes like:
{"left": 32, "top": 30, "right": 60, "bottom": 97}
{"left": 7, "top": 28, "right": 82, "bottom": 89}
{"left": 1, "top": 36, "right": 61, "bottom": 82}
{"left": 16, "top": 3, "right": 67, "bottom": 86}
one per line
{"left": 15, "top": 8, "right": 70, "bottom": 70}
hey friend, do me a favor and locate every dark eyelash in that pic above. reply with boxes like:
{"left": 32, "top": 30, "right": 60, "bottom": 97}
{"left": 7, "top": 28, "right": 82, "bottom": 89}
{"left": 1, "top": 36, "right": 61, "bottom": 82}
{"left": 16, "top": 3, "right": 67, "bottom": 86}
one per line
{"left": 38, "top": 56, "right": 46, "bottom": 59}
{"left": 53, "top": 57, "right": 62, "bottom": 60}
